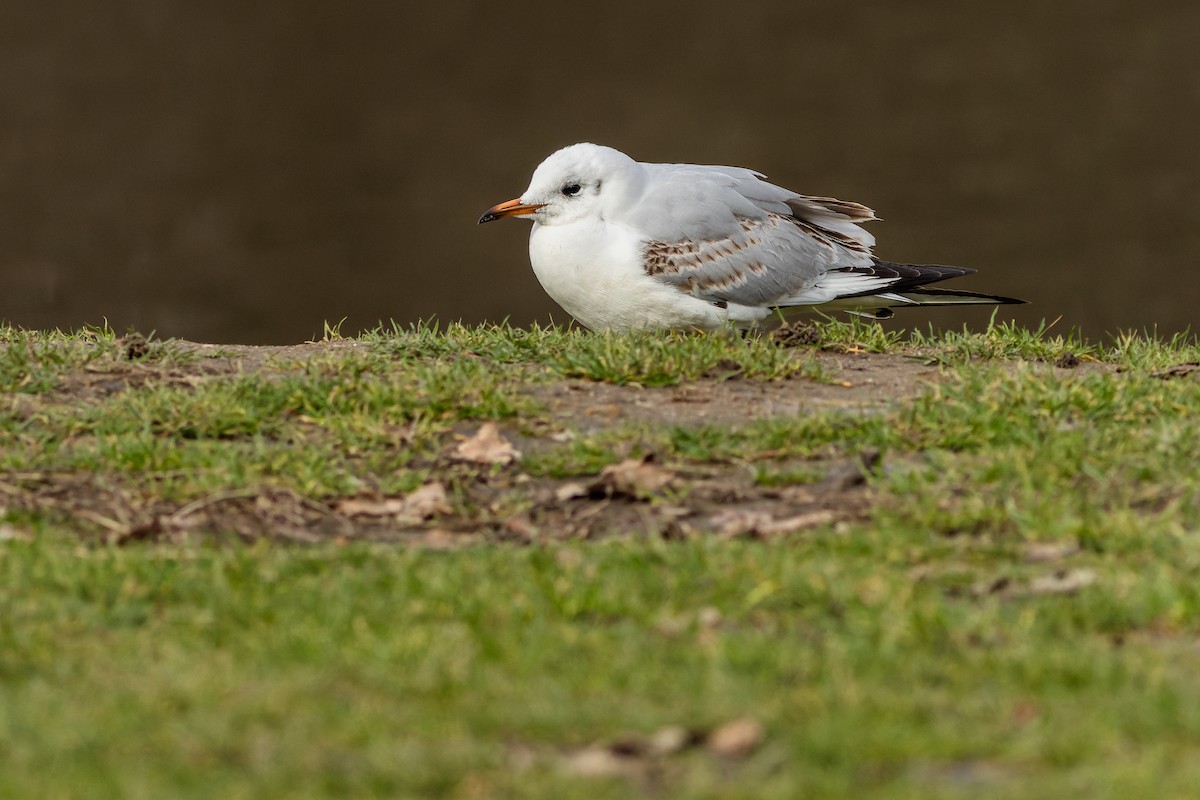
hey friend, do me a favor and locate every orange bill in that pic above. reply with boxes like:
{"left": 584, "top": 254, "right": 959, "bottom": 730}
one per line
{"left": 477, "top": 198, "right": 545, "bottom": 224}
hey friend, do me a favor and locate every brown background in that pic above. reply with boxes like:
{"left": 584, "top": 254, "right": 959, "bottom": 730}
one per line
{"left": 1, "top": 1, "right": 1196, "bottom": 343}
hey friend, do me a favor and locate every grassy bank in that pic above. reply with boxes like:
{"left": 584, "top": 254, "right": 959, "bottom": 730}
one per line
{"left": 2, "top": 320, "right": 1200, "bottom": 798}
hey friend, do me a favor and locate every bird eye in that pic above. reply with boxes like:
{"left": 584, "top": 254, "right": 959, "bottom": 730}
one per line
{"left": 562, "top": 183, "right": 582, "bottom": 197}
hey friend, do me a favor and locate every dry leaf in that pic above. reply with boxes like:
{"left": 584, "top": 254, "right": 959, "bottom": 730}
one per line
{"left": 395, "top": 483, "right": 452, "bottom": 520}
{"left": 0, "top": 523, "right": 33, "bottom": 542}
{"left": 760, "top": 511, "right": 835, "bottom": 535}
{"left": 335, "top": 498, "right": 406, "bottom": 517}
{"left": 647, "top": 725, "right": 692, "bottom": 757}
{"left": 706, "top": 717, "right": 764, "bottom": 758}
{"left": 710, "top": 508, "right": 834, "bottom": 538}
{"left": 590, "top": 455, "right": 675, "bottom": 499}
{"left": 503, "top": 515, "right": 534, "bottom": 538}
{"left": 972, "top": 576, "right": 1012, "bottom": 597}
{"left": 336, "top": 482, "right": 451, "bottom": 522}
{"left": 1027, "top": 568, "right": 1096, "bottom": 596}
{"left": 710, "top": 508, "right": 774, "bottom": 537}
{"left": 563, "top": 746, "right": 640, "bottom": 778}
{"left": 1021, "top": 541, "right": 1080, "bottom": 563}
{"left": 563, "top": 724, "right": 702, "bottom": 776}
{"left": 555, "top": 482, "right": 589, "bottom": 502}
{"left": 453, "top": 422, "right": 520, "bottom": 465}
{"left": 973, "top": 568, "right": 1097, "bottom": 599}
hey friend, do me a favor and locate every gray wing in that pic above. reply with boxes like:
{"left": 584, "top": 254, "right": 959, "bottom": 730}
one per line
{"left": 632, "top": 164, "right": 879, "bottom": 308}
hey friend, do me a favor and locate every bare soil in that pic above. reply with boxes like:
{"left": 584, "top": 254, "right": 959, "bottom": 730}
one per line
{"left": 530, "top": 352, "right": 936, "bottom": 429}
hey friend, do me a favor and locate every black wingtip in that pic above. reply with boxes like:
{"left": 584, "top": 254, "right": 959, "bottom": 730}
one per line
{"left": 832, "top": 261, "right": 978, "bottom": 299}
{"left": 888, "top": 288, "right": 1029, "bottom": 306}
{"left": 832, "top": 262, "right": 1027, "bottom": 306}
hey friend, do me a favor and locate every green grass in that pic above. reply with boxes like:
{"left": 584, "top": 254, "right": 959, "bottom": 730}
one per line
{"left": 0, "top": 324, "right": 118, "bottom": 392}
{"left": 808, "top": 313, "right": 1200, "bottom": 370}
{"left": 2, "top": 354, "right": 532, "bottom": 501}
{"left": 3, "top": 319, "right": 1200, "bottom": 798}
{"left": 363, "top": 320, "right": 826, "bottom": 386}
{"left": 0, "top": 325, "right": 199, "bottom": 394}
{"left": 5, "top": 533, "right": 1200, "bottom": 797}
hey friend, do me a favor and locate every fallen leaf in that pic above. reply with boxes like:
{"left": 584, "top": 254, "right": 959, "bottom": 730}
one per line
{"left": 503, "top": 515, "right": 534, "bottom": 538}
{"left": 336, "top": 497, "right": 404, "bottom": 517}
{"left": 563, "top": 724, "right": 703, "bottom": 776}
{"left": 554, "top": 482, "right": 589, "bottom": 502}
{"left": 710, "top": 509, "right": 774, "bottom": 537}
{"left": 1021, "top": 541, "right": 1080, "bottom": 563}
{"left": 971, "top": 569, "right": 1096, "bottom": 599}
{"left": 453, "top": 422, "right": 520, "bottom": 465}
{"left": 0, "top": 523, "right": 32, "bottom": 542}
{"left": 647, "top": 725, "right": 693, "bottom": 757}
{"left": 761, "top": 510, "right": 836, "bottom": 534}
{"left": 710, "top": 508, "right": 835, "bottom": 538}
{"left": 589, "top": 455, "right": 675, "bottom": 499}
{"left": 401, "top": 483, "right": 454, "bottom": 519}
{"left": 1026, "top": 568, "right": 1096, "bottom": 596}
{"left": 336, "top": 482, "right": 451, "bottom": 522}
{"left": 706, "top": 717, "right": 764, "bottom": 758}
{"left": 563, "top": 746, "right": 641, "bottom": 778}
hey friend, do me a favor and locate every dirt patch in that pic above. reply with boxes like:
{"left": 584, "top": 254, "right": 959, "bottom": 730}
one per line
{"left": 27, "top": 339, "right": 375, "bottom": 402}
{"left": 528, "top": 351, "right": 940, "bottom": 430}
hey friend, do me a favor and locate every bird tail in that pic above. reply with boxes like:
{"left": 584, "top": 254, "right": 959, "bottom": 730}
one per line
{"left": 811, "top": 260, "right": 1026, "bottom": 319}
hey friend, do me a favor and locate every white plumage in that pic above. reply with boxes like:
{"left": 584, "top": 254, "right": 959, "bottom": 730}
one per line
{"left": 478, "top": 143, "right": 1023, "bottom": 331}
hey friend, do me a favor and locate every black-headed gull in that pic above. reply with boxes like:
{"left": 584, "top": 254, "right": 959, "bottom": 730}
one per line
{"left": 479, "top": 143, "right": 1024, "bottom": 331}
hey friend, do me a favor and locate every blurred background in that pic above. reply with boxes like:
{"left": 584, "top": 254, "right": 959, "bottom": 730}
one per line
{"left": 1, "top": 1, "right": 1196, "bottom": 344}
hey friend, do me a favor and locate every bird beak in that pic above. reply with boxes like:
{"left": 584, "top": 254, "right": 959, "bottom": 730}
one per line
{"left": 477, "top": 198, "right": 545, "bottom": 224}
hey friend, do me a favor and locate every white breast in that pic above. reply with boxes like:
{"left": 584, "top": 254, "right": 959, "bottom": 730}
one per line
{"left": 528, "top": 220, "right": 734, "bottom": 331}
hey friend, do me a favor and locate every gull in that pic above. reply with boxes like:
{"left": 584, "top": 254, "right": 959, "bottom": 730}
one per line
{"left": 478, "top": 143, "right": 1025, "bottom": 331}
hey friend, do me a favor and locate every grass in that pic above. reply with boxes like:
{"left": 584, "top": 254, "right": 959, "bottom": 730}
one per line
{"left": 3, "top": 318, "right": 1200, "bottom": 798}
{"left": 363, "top": 320, "right": 827, "bottom": 386}
{"left": 0, "top": 324, "right": 118, "bottom": 393}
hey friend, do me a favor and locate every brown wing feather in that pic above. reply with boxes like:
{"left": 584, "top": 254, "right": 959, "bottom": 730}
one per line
{"left": 786, "top": 194, "right": 878, "bottom": 222}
